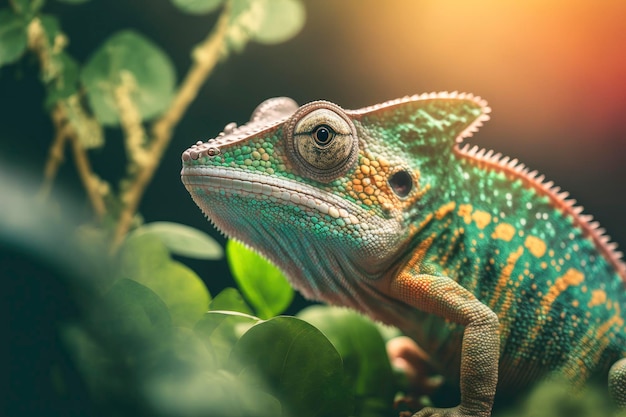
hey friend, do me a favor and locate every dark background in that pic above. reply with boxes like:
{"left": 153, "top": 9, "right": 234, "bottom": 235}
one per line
{"left": 2, "top": 0, "right": 625, "bottom": 300}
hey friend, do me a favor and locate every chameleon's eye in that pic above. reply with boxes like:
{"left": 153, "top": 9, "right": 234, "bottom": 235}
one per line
{"left": 285, "top": 101, "right": 359, "bottom": 183}
{"left": 312, "top": 125, "right": 334, "bottom": 146}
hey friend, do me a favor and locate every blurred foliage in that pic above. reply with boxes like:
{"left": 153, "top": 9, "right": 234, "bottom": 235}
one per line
{"left": 2, "top": 1, "right": 626, "bottom": 417}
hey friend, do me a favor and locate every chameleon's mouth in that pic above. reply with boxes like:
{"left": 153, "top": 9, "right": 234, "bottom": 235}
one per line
{"left": 181, "top": 166, "right": 362, "bottom": 226}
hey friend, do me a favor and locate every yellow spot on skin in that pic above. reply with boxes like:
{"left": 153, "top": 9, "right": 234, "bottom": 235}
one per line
{"left": 361, "top": 165, "right": 370, "bottom": 175}
{"left": 472, "top": 210, "right": 492, "bottom": 229}
{"left": 458, "top": 204, "right": 473, "bottom": 224}
{"left": 490, "top": 246, "right": 524, "bottom": 311}
{"left": 524, "top": 236, "right": 547, "bottom": 258}
{"left": 545, "top": 268, "right": 585, "bottom": 304}
{"left": 588, "top": 290, "right": 607, "bottom": 308}
{"left": 435, "top": 201, "right": 456, "bottom": 220}
{"left": 492, "top": 223, "right": 516, "bottom": 242}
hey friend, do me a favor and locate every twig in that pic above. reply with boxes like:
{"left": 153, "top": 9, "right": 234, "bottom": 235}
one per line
{"left": 38, "top": 107, "right": 69, "bottom": 200}
{"left": 28, "top": 18, "right": 108, "bottom": 220}
{"left": 111, "top": 7, "right": 231, "bottom": 248}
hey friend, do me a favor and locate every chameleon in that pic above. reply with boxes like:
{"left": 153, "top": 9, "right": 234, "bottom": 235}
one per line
{"left": 181, "top": 93, "right": 626, "bottom": 417}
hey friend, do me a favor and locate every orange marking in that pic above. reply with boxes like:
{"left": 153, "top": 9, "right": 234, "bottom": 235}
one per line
{"left": 435, "top": 201, "right": 456, "bottom": 220}
{"left": 588, "top": 289, "right": 607, "bottom": 308}
{"left": 489, "top": 246, "right": 524, "bottom": 311}
{"left": 457, "top": 204, "right": 473, "bottom": 224}
{"left": 492, "top": 223, "right": 515, "bottom": 242}
{"left": 405, "top": 234, "right": 436, "bottom": 272}
{"left": 471, "top": 210, "right": 492, "bottom": 229}
{"left": 524, "top": 236, "right": 547, "bottom": 258}
{"left": 543, "top": 268, "right": 585, "bottom": 306}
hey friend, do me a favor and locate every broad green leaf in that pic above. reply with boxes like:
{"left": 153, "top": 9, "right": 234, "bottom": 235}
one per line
{"left": 298, "top": 306, "right": 395, "bottom": 416}
{"left": 226, "top": 239, "right": 293, "bottom": 319}
{"left": 97, "top": 278, "right": 172, "bottom": 353}
{"left": 252, "top": 0, "right": 305, "bottom": 45}
{"left": 136, "top": 221, "right": 223, "bottom": 260}
{"left": 56, "top": 0, "right": 91, "bottom": 3}
{"left": 0, "top": 9, "right": 28, "bottom": 66}
{"left": 231, "top": 316, "right": 352, "bottom": 417}
{"left": 209, "top": 287, "right": 254, "bottom": 315}
{"left": 81, "top": 30, "right": 176, "bottom": 126}
{"left": 132, "top": 260, "right": 211, "bottom": 328}
{"left": 170, "top": 0, "right": 224, "bottom": 14}
{"left": 194, "top": 310, "right": 261, "bottom": 365}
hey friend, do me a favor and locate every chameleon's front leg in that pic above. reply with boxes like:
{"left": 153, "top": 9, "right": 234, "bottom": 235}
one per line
{"left": 387, "top": 271, "right": 500, "bottom": 417}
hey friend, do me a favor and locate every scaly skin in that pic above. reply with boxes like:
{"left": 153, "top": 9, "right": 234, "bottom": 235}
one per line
{"left": 181, "top": 94, "right": 626, "bottom": 417}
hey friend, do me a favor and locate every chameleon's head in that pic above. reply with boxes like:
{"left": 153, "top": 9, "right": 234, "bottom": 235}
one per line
{"left": 181, "top": 94, "right": 488, "bottom": 305}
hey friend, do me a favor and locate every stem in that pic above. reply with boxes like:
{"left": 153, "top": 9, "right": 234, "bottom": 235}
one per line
{"left": 111, "top": 8, "right": 231, "bottom": 248}
{"left": 38, "top": 107, "right": 69, "bottom": 200}
{"left": 27, "top": 18, "right": 107, "bottom": 220}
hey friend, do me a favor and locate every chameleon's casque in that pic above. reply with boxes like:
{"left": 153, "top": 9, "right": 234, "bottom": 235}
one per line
{"left": 181, "top": 93, "right": 626, "bottom": 417}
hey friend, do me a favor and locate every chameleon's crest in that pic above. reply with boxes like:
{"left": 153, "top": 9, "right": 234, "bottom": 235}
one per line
{"left": 454, "top": 128, "right": 626, "bottom": 281}
{"left": 350, "top": 91, "right": 491, "bottom": 158}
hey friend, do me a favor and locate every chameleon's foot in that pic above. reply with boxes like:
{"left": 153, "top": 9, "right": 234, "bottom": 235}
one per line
{"left": 412, "top": 405, "right": 489, "bottom": 417}
{"left": 387, "top": 336, "right": 443, "bottom": 395}
{"left": 609, "top": 357, "right": 626, "bottom": 407}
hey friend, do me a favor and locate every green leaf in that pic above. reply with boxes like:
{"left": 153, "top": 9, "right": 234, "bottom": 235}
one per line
{"left": 170, "top": 0, "right": 224, "bottom": 14}
{"left": 81, "top": 30, "right": 176, "bottom": 126}
{"left": 133, "top": 260, "right": 210, "bottom": 328}
{"left": 56, "top": 0, "right": 91, "bottom": 4}
{"left": 231, "top": 316, "right": 352, "bottom": 417}
{"left": 135, "top": 221, "right": 223, "bottom": 260}
{"left": 226, "top": 239, "right": 293, "bottom": 319}
{"left": 252, "top": 0, "right": 305, "bottom": 45}
{"left": 0, "top": 9, "right": 28, "bottom": 66}
{"left": 119, "top": 231, "right": 171, "bottom": 280}
{"left": 97, "top": 278, "right": 172, "bottom": 353}
{"left": 298, "top": 306, "right": 396, "bottom": 416}
{"left": 194, "top": 310, "right": 261, "bottom": 366}
{"left": 119, "top": 231, "right": 211, "bottom": 327}
{"left": 209, "top": 287, "right": 254, "bottom": 315}
{"left": 144, "top": 368, "right": 281, "bottom": 417}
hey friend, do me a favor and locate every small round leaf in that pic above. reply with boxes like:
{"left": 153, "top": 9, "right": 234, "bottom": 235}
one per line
{"left": 135, "top": 221, "right": 223, "bottom": 260}
{"left": 226, "top": 239, "right": 293, "bottom": 319}
{"left": 252, "top": 0, "right": 305, "bottom": 45}
{"left": 81, "top": 30, "right": 176, "bottom": 126}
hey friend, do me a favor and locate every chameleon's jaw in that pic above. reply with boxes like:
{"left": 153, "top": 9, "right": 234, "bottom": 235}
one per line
{"left": 181, "top": 165, "right": 406, "bottom": 300}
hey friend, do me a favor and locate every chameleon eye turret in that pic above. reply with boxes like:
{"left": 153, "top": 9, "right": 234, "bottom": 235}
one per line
{"left": 285, "top": 101, "right": 359, "bottom": 183}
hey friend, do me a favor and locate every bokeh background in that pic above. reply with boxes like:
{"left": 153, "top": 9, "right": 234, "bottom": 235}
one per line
{"left": 2, "top": 0, "right": 625, "bottom": 300}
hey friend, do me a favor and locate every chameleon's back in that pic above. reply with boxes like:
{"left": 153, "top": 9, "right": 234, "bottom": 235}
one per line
{"left": 402, "top": 133, "right": 626, "bottom": 392}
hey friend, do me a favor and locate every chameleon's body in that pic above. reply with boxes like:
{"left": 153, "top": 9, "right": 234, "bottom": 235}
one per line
{"left": 181, "top": 94, "right": 626, "bottom": 417}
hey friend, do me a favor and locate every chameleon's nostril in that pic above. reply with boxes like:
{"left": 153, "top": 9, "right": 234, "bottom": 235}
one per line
{"left": 207, "top": 147, "right": 220, "bottom": 157}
